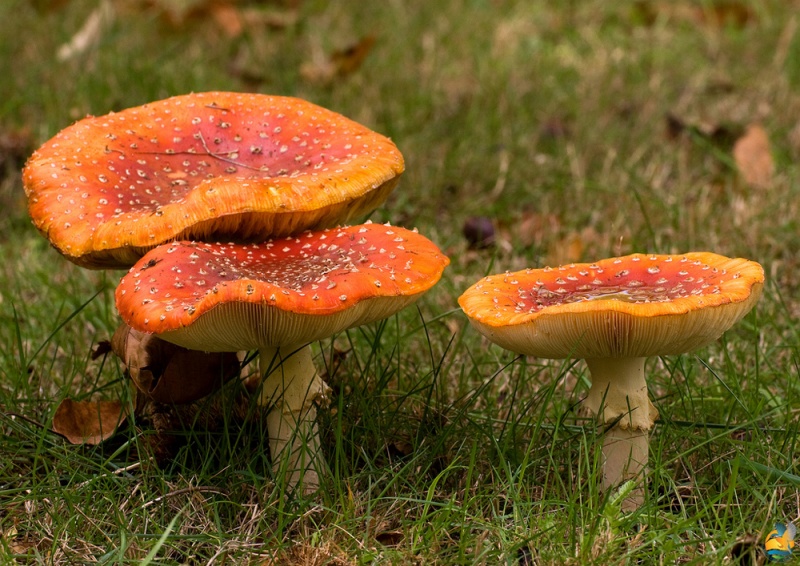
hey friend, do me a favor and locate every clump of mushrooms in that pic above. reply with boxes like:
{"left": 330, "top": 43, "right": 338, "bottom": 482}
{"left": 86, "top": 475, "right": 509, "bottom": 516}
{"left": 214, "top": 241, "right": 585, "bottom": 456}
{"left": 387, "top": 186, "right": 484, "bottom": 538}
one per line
{"left": 22, "top": 91, "right": 404, "bottom": 403}
{"left": 459, "top": 252, "right": 764, "bottom": 509}
{"left": 23, "top": 92, "right": 432, "bottom": 491}
{"left": 116, "top": 223, "right": 450, "bottom": 491}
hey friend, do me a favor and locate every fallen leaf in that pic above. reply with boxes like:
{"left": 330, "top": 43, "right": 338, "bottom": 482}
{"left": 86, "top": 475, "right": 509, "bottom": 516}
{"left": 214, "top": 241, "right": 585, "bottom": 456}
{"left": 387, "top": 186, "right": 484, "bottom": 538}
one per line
{"left": 111, "top": 322, "right": 241, "bottom": 404}
{"left": 301, "top": 35, "right": 377, "bottom": 84}
{"left": 733, "top": 124, "right": 774, "bottom": 189}
{"left": 210, "top": 1, "right": 243, "bottom": 37}
{"left": 52, "top": 398, "right": 126, "bottom": 445}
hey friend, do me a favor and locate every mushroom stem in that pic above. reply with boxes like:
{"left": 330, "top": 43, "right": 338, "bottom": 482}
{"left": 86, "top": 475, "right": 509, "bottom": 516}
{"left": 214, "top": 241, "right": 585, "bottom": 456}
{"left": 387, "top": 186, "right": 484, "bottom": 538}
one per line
{"left": 583, "top": 357, "right": 658, "bottom": 509}
{"left": 258, "top": 346, "right": 331, "bottom": 494}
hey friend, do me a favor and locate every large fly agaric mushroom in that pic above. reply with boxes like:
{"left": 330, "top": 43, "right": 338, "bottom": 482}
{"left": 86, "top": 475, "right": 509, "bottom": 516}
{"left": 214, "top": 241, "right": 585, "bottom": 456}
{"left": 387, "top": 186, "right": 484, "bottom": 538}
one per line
{"left": 23, "top": 91, "right": 404, "bottom": 269}
{"left": 459, "top": 252, "right": 763, "bottom": 508}
{"left": 115, "top": 222, "right": 449, "bottom": 492}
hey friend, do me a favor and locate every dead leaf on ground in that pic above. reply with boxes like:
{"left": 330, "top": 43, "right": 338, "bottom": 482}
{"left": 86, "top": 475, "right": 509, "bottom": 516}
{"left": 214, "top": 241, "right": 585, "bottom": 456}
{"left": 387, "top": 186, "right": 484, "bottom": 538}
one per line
{"left": 52, "top": 398, "right": 126, "bottom": 445}
{"left": 1, "top": 525, "right": 40, "bottom": 556}
{"left": 733, "top": 124, "right": 774, "bottom": 189}
{"left": 210, "top": 1, "right": 243, "bottom": 36}
{"left": 301, "top": 35, "right": 377, "bottom": 84}
{"left": 111, "top": 322, "right": 241, "bottom": 405}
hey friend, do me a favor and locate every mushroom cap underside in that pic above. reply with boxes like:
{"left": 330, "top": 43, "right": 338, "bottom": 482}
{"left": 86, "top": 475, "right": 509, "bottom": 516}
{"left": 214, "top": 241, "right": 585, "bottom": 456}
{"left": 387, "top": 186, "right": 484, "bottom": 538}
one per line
{"left": 23, "top": 92, "right": 404, "bottom": 269}
{"left": 116, "top": 223, "right": 450, "bottom": 351}
{"left": 458, "top": 252, "right": 764, "bottom": 359}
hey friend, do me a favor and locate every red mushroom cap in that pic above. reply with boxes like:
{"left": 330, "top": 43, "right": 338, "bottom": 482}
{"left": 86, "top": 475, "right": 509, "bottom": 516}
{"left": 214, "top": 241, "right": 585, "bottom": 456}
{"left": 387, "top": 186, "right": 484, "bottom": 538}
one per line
{"left": 115, "top": 223, "right": 449, "bottom": 351}
{"left": 24, "top": 92, "right": 404, "bottom": 269}
{"left": 458, "top": 252, "right": 764, "bottom": 359}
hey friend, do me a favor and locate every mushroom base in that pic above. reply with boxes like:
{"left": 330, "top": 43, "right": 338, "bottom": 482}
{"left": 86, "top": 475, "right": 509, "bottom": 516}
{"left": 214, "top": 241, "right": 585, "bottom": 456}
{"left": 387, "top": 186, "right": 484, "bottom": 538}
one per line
{"left": 583, "top": 357, "right": 658, "bottom": 509}
{"left": 600, "top": 427, "right": 650, "bottom": 511}
{"left": 258, "top": 346, "right": 331, "bottom": 494}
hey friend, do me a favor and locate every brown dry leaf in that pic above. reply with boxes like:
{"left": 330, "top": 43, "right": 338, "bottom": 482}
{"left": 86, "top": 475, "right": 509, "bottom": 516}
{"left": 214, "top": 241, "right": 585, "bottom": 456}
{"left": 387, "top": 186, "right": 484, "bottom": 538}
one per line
{"left": 52, "top": 398, "right": 126, "bottom": 445}
{"left": 210, "top": 1, "right": 243, "bottom": 36}
{"left": 733, "top": 124, "right": 774, "bottom": 189}
{"left": 301, "top": 35, "right": 377, "bottom": 84}
{"left": 2, "top": 525, "right": 39, "bottom": 556}
{"left": 111, "top": 322, "right": 241, "bottom": 405}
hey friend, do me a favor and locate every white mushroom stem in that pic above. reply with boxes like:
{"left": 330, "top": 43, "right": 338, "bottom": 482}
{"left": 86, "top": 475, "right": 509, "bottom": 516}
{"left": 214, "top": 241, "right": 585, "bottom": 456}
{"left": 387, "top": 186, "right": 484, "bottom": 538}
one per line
{"left": 258, "top": 345, "right": 330, "bottom": 494}
{"left": 583, "top": 357, "right": 658, "bottom": 510}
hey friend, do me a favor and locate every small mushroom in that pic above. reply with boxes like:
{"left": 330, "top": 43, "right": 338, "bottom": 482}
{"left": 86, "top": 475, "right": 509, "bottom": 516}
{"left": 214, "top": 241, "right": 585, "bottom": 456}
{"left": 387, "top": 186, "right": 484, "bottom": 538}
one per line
{"left": 115, "top": 222, "right": 450, "bottom": 493}
{"left": 458, "top": 252, "right": 764, "bottom": 509}
{"left": 23, "top": 91, "right": 404, "bottom": 268}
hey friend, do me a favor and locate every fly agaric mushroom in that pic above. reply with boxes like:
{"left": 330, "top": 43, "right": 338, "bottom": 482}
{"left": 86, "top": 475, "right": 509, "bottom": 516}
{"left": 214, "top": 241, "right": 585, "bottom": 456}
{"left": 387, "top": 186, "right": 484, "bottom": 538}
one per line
{"left": 459, "top": 252, "right": 763, "bottom": 508}
{"left": 23, "top": 91, "right": 404, "bottom": 269}
{"left": 115, "top": 222, "right": 449, "bottom": 492}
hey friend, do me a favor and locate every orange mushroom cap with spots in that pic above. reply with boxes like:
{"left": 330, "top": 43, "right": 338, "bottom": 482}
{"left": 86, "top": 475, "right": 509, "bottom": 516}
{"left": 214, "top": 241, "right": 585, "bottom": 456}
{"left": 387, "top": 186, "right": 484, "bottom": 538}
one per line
{"left": 23, "top": 92, "right": 404, "bottom": 269}
{"left": 115, "top": 223, "right": 449, "bottom": 351}
{"left": 458, "top": 252, "right": 764, "bottom": 359}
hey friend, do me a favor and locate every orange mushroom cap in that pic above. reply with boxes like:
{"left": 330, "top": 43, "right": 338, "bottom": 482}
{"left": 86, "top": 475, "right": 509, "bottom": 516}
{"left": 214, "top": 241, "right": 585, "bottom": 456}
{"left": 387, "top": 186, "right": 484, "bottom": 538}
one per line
{"left": 458, "top": 252, "right": 764, "bottom": 359}
{"left": 24, "top": 92, "right": 404, "bottom": 269}
{"left": 115, "top": 223, "right": 449, "bottom": 351}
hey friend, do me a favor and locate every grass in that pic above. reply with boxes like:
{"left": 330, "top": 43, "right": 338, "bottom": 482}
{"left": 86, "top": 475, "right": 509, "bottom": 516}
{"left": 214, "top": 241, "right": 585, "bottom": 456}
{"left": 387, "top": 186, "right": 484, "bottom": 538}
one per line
{"left": 2, "top": 0, "right": 800, "bottom": 562}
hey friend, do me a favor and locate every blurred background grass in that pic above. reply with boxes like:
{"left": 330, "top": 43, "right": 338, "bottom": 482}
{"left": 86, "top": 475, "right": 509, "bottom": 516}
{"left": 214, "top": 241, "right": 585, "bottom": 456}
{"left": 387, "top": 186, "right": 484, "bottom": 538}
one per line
{"left": 1, "top": 0, "right": 800, "bottom": 563}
